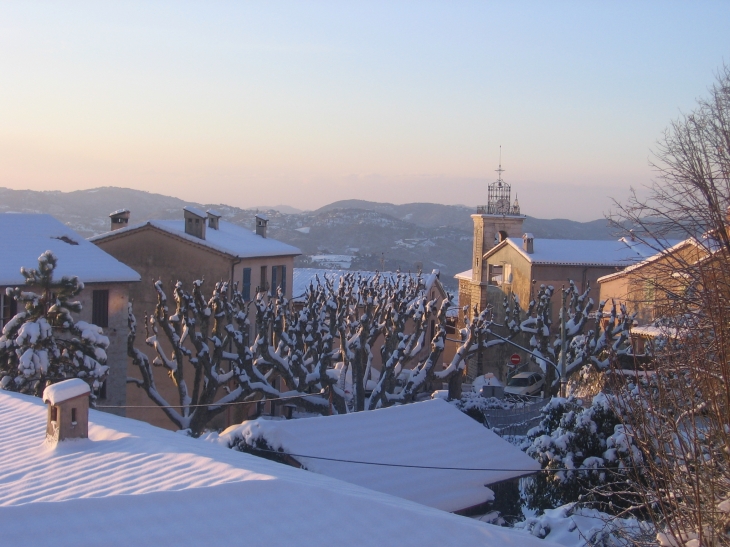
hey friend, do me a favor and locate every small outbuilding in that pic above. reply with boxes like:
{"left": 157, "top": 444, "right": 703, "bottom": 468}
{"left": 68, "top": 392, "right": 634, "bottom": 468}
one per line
{"left": 43, "top": 379, "right": 90, "bottom": 442}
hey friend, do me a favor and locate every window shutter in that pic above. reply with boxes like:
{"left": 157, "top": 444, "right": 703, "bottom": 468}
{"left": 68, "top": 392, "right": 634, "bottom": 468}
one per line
{"left": 243, "top": 268, "right": 251, "bottom": 301}
{"left": 281, "top": 265, "right": 286, "bottom": 295}
{"left": 92, "top": 290, "right": 109, "bottom": 328}
{"left": 271, "top": 266, "right": 278, "bottom": 294}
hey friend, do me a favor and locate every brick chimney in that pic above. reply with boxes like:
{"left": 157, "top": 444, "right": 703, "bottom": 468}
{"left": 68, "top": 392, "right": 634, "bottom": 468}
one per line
{"left": 109, "top": 209, "right": 130, "bottom": 231}
{"left": 43, "top": 379, "right": 90, "bottom": 443}
{"left": 522, "top": 233, "right": 534, "bottom": 254}
{"left": 183, "top": 206, "right": 207, "bottom": 240}
{"left": 255, "top": 213, "right": 269, "bottom": 238}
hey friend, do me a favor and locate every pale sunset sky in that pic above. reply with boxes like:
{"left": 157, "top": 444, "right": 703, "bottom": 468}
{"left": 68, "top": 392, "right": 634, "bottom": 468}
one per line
{"left": 1, "top": 2, "right": 728, "bottom": 220}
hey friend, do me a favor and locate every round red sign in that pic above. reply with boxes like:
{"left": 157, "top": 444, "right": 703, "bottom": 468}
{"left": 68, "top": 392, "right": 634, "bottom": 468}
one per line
{"left": 510, "top": 353, "right": 521, "bottom": 365}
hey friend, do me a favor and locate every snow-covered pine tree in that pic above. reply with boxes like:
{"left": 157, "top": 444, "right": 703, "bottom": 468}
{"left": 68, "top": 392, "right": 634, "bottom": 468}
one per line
{"left": 0, "top": 251, "right": 109, "bottom": 398}
{"left": 522, "top": 393, "right": 646, "bottom": 516}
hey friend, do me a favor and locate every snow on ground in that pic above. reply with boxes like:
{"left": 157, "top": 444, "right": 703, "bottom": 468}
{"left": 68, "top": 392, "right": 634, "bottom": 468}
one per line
{"left": 0, "top": 391, "right": 558, "bottom": 547}
{"left": 214, "top": 399, "right": 541, "bottom": 513}
{"left": 0, "top": 213, "right": 140, "bottom": 285}
{"left": 309, "top": 254, "right": 354, "bottom": 268}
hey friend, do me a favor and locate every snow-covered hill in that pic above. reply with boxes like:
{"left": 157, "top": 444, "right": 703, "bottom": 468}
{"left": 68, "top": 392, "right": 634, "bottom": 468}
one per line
{"left": 0, "top": 187, "right": 619, "bottom": 291}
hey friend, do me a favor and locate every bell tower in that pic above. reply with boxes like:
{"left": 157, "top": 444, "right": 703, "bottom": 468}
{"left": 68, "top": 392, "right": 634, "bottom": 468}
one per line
{"left": 470, "top": 150, "right": 525, "bottom": 306}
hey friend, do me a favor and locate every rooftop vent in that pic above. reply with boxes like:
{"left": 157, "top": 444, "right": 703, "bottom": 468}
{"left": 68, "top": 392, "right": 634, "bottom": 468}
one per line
{"left": 207, "top": 209, "right": 221, "bottom": 230}
{"left": 43, "top": 379, "right": 90, "bottom": 443}
{"left": 109, "top": 209, "right": 130, "bottom": 231}
{"left": 183, "top": 206, "right": 207, "bottom": 240}
{"left": 522, "top": 233, "right": 534, "bottom": 254}
{"left": 255, "top": 213, "right": 269, "bottom": 238}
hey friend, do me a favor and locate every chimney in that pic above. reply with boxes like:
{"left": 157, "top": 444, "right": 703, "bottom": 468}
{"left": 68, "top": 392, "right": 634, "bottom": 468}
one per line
{"left": 43, "top": 379, "right": 90, "bottom": 443}
{"left": 206, "top": 209, "right": 221, "bottom": 230}
{"left": 183, "top": 206, "right": 207, "bottom": 240}
{"left": 255, "top": 213, "right": 269, "bottom": 238}
{"left": 109, "top": 209, "right": 130, "bottom": 231}
{"left": 522, "top": 233, "right": 534, "bottom": 254}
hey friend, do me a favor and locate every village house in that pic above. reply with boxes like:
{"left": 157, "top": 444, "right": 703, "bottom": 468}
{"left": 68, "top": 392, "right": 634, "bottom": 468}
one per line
{"left": 0, "top": 213, "right": 140, "bottom": 414}
{"left": 598, "top": 233, "right": 721, "bottom": 355}
{"left": 90, "top": 207, "right": 301, "bottom": 429}
{"left": 598, "top": 237, "right": 711, "bottom": 325}
{"left": 0, "top": 388, "right": 559, "bottom": 547}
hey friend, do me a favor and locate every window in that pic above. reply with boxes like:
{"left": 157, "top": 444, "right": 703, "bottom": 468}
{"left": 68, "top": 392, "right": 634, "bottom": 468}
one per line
{"left": 51, "top": 406, "right": 58, "bottom": 422}
{"left": 92, "top": 290, "right": 109, "bottom": 327}
{"left": 242, "top": 268, "right": 252, "bottom": 301}
{"left": 1, "top": 293, "right": 17, "bottom": 330}
{"left": 488, "top": 264, "right": 503, "bottom": 286}
{"left": 271, "top": 265, "right": 287, "bottom": 295}
{"left": 71, "top": 408, "right": 77, "bottom": 425}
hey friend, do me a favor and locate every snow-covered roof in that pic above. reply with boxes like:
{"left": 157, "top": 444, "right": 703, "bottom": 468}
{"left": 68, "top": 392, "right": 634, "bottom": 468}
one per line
{"left": 91, "top": 219, "right": 301, "bottom": 259}
{"left": 597, "top": 238, "right": 698, "bottom": 284}
{"left": 0, "top": 214, "right": 141, "bottom": 286}
{"left": 206, "top": 208, "right": 221, "bottom": 218}
{"left": 183, "top": 205, "right": 206, "bottom": 218}
{"left": 293, "top": 268, "right": 442, "bottom": 301}
{"left": 454, "top": 268, "right": 472, "bottom": 281}
{"left": 42, "top": 379, "right": 90, "bottom": 405}
{"left": 0, "top": 391, "right": 555, "bottom": 547}
{"left": 217, "top": 399, "right": 540, "bottom": 513}
{"left": 630, "top": 325, "right": 679, "bottom": 339}
{"left": 489, "top": 237, "right": 680, "bottom": 267}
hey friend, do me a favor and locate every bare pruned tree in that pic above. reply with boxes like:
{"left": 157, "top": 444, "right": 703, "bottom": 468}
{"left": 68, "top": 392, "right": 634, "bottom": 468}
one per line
{"left": 605, "top": 65, "right": 730, "bottom": 546}
{"left": 128, "top": 271, "right": 477, "bottom": 436}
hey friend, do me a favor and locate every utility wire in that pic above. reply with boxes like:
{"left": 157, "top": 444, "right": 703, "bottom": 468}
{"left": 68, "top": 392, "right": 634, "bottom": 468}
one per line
{"left": 244, "top": 446, "right": 648, "bottom": 473}
{"left": 94, "top": 390, "right": 328, "bottom": 409}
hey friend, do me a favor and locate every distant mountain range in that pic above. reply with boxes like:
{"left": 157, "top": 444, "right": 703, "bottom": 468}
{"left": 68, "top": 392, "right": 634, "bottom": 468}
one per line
{"left": 0, "top": 187, "right": 624, "bottom": 291}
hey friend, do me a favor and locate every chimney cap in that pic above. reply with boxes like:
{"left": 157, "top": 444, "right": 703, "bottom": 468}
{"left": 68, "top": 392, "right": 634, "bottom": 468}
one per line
{"left": 206, "top": 209, "right": 222, "bottom": 218}
{"left": 522, "top": 233, "right": 534, "bottom": 239}
{"left": 109, "top": 209, "right": 130, "bottom": 217}
{"left": 43, "top": 379, "right": 90, "bottom": 405}
{"left": 255, "top": 213, "right": 269, "bottom": 222}
{"left": 183, "top": 206, "right": 206, "bottom": 219}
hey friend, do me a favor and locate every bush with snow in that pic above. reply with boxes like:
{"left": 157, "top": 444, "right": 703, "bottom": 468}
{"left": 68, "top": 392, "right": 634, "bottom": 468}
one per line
{"left": 514, "top": 502, "right": 654, "bottom": 547}
{"left": 0, "top": 251, "right": 108, "bottom": 398}
{"left": 451, "top": 391, "right": 526, "bottom": 425}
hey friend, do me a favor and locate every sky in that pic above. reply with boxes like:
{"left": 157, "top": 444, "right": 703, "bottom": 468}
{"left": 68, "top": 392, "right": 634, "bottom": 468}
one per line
{"left": 0, "top": 2, "right": 728, "bottom": 221}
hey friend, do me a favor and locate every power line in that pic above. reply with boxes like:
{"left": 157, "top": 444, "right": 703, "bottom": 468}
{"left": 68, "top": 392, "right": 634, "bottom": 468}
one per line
{"left": 244, "top": 446, "right": 647, "bottom": 473}
{"left": 94, "top": 390, "right": 327, "bottom": 409}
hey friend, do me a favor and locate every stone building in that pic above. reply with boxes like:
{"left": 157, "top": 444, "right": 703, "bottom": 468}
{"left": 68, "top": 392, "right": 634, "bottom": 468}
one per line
{"left": 90, "top": 207, "right": 301, "bottom": 429}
